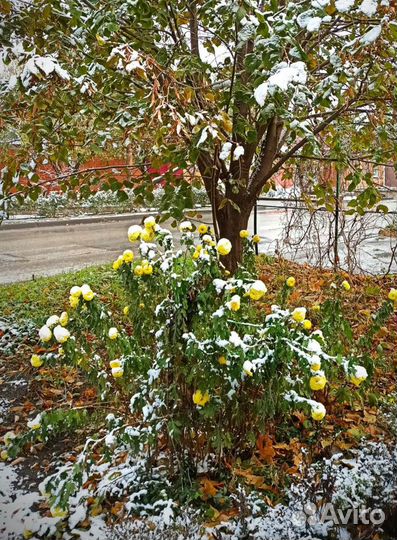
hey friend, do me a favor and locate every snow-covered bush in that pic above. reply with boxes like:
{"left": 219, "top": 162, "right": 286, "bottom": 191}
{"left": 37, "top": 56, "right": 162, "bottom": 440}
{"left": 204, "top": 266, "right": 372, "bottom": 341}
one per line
{"left": 2, "top": 218, "right": 396, "bottom": 523}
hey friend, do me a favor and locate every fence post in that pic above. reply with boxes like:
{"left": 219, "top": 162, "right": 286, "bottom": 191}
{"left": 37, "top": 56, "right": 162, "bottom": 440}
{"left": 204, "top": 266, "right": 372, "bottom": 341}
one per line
{"left": 254, "top": 202, "right": 259, "bottom": 255}
{"left": 334, "top": 169, "right": 340, "bottom": 271}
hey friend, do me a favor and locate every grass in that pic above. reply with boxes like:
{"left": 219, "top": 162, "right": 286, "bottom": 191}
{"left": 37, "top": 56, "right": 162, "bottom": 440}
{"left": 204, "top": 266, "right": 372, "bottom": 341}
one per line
{"left": 0, "top": 264, "right": 127, "bottom": 325}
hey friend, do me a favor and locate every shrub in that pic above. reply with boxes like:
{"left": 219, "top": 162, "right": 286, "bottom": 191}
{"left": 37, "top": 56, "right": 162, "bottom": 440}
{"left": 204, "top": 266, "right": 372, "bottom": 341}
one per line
{"left": 2, "top": 217, "right": 395, "bottom": 523}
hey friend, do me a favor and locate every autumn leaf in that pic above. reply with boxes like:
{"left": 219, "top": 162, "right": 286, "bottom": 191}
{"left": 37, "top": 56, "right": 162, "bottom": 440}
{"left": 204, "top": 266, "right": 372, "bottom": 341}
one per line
{"left": 199, "top": 478, "right": 223, "bottom": 500}
{"left": 256, "top": 434, "right": 275, "bottom": 463}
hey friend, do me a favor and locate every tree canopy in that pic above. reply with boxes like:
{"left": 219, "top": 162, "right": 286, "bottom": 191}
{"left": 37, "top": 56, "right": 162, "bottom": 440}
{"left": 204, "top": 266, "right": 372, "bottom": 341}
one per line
{"left": 1, "top": 0, "right": 396, "bottom": 266}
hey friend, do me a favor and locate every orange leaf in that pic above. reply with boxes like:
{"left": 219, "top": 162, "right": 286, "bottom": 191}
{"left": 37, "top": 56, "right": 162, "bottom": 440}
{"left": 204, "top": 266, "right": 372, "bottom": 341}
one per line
{"left": 256, "top": 434, "right": 275, "bottom": 463}
{"left": 199, "top": 478, "right": 223, "bottom": 500}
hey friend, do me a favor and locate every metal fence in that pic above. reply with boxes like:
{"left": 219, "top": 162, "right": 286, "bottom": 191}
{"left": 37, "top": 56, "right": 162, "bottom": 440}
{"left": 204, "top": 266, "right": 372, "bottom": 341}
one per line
{"left": 252, "top": 189, "right": 397, "bottom": 275}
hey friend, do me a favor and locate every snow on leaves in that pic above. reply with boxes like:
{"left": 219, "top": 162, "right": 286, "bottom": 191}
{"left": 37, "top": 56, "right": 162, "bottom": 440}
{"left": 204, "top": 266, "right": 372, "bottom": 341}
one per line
{"left": 20, "top": 56, "right": 70, "bottom": 88}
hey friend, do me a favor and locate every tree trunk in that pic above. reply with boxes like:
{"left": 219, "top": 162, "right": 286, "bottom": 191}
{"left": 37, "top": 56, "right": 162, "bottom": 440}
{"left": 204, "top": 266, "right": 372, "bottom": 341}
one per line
{"left": 216, "top": 202, "right": 253, "bottom": 274}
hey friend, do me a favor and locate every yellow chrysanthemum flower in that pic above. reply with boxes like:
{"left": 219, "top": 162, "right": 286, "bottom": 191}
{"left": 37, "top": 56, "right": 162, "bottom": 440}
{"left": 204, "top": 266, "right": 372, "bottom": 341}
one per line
{"left": 243, "top": 360, "right": 254, "bottom": 377}
{"left": 239, "top": 229, "right": 249, "bottom": 239}
{"left": 388, "top": 288, "right": 397, "bottom": 301}
{"left": 141, "top": 229, "right": 155, "bottom": 242}
{"left": 302, "top": 319, "right": 312, "bottom": 330}
{"left": 311, "top": 360, "right": 321, "bottom": 371}
{"left": 192, "top": 389, "right": 210, "bottom": 407}
{"left": 69, "top": 295, "right": 79, "bottom": 309}
{"left": 144, "top": 216, "right": 156, "bottom": 229}
{"left": 111, "top": 367, "right": 124, "bottom": 378}
{"left": 292, "top": 307, "right": 306, "bottom": 323}
{"left": 59, "top": 311, "right": 69, "bottom": 327}
{"left": 310, "top": 374, "right": 327, "bottom": 391}
{"left": 286, "top": 276, "right": 296, "bottom": 288}
{"left": 349, "top": 365, "right": 368, "bottom": 387}
{"left": 31, "top": 354, "right": 43, "bottom": 368}
{"left": 108, "top": 327, "right": 119, "bottom": 340}
{"left": 227, "top": 294, "right": 241, "bottom": 312}
{"left": 143, "top": 264, "right": 153, "bottom": 275}
{"left": 198, "top": 224, "right": 208, "bottom": 234}
{"left": 81, "top": 284, "right": 94, "bottom": 301}
{"left": 179, "top": 220, "right": 193, "bottom": 232}
{"left": 134, "top": 265, "right": 144, "bottom": 276}
{"left": 252, "top": 234, "right": 261, "bottom": 244}
{"left": 38, "top": 325, "right": 52, "bottom": 342}
{"left": 50, "top": 507, "right": 68, "bottom": 519}
{"left": 69, "top": 286, "right": 81, "bottom": 297}
{"left": 128, "top": 225, "right": 142, "bottom": 242}
{"left": 248, "top": 280, "right": 267, "bottom": 301}
{"left": 311, "top": 403, "right": 326, "bottom": 421}
{"left": 3, "top": 431, "right": 15, "bottom": 446}
{"left": 109, "top": 359, "right": 121, "bottom": 368}
{"left": 113, "top": 255, "right": 125, "bottom": 270}
{"left": 216, "top": 238, "right": 232, "bottom": 256}
{"left": 53, "top": 325, "right": 70, "bottom": 344}
{"left": 123, "top": 249, "right": 134, "bottom": 263}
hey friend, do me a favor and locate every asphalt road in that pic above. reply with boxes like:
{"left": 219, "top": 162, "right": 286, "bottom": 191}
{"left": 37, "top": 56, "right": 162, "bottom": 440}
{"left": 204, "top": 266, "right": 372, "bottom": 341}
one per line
{"left": 0, "top": 206, "right": 396, "bottom": 284}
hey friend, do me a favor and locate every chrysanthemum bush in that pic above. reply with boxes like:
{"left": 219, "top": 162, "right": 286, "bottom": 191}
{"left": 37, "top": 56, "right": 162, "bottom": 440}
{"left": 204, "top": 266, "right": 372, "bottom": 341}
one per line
{"left": 2, "top": 216, "right": 396, "bottom": 524}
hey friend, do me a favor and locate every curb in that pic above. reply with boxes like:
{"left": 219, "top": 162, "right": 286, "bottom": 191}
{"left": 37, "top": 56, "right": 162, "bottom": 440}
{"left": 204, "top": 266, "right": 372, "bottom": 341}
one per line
{"left": 1, "top": 208, "right": 213, "bottom": 230}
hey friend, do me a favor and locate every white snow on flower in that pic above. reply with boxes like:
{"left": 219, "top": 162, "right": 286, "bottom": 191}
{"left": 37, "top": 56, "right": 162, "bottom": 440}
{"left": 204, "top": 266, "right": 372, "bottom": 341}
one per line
{"left": 359, "top": 0, "right": 378, "bottom": 15}
{"left": 179, "top": 221, "right": 193, "bottom": 232}
{"left": 81, "top": 284, "right": 92, "bottom": 297}
{"left": 335, "top": 0, "right": 355, "bottom": 12}
{"left": 27, "top": 413, "right": 42, "bottom": 430}
{"left": 233, "top": 145, "right": 245, "bottom": 160}
{"left": 46, "top": 315, "right": 59, "bottom": 328}
{"left": 53, "top": 325, "right": 70, "bottom": 343}
{"left": 219, "top": 142, "right": 232, "bottom": 161}
{"left": 243, "top": 360, "right": 255, "bottom": 376}
{"left": 360, "top": 25, "right": 382, "bottom": 44}
{"left": 38, "top": 325, "right": 52, "bottom": 342}
{"left": 21, "top": 56, "right": 70, "bottom": 88}
{"left": 254, "top": 82, "right": 268, "bottom": 106}
{"left": 352, "top": 365, "right": 368, "bottom": 379}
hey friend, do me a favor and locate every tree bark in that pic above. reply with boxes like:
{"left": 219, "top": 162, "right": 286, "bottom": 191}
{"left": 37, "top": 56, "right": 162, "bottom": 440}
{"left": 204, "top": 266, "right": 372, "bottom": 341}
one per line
{"left": 216, "top": 200, "right": 253, "bottom": 274}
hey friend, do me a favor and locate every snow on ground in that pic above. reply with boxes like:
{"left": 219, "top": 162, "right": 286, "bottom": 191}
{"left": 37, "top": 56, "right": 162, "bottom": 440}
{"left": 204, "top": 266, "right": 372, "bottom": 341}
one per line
{"left": 0, "top": 412, "right": 396, "bottom": 539}
{"left": 0, "top": 460, "right": 109, "bottom": 539}
{"left": 110, "top": 440, "right": 397, "bottom": 540}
